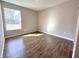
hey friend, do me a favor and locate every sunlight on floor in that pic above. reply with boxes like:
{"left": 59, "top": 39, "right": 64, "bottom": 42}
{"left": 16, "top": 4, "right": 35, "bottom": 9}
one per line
{"left": 22, "top": 33, "right": 43, "bottom": 37}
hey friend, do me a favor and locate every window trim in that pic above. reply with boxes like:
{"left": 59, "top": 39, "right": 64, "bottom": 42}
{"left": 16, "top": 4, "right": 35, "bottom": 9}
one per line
{"left": 3, "top": 7, "right": 22, "bottom": 31}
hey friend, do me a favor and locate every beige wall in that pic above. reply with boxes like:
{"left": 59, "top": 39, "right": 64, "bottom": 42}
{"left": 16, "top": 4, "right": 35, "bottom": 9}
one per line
{"left": 2, "top": 1, "right": 38, "bottom": 38}
{"left": 0, "top": 1, "right": 5, "bottom": 57}
{"left": 38, "top": 0, "right": 79, "bottom": 41}
{"left": 3, "top": 1, "right": 79, "bottom": 40}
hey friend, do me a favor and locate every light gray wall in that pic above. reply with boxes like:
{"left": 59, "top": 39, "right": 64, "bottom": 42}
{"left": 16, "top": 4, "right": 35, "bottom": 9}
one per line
{"left": 0, "top": 1, "right": 5, "bottom": 57}
{"left": 38, "top": 0, "right": 79, "bottom": 41}
{"left": 2, "top": 1, "right": 38, "bottom": 38}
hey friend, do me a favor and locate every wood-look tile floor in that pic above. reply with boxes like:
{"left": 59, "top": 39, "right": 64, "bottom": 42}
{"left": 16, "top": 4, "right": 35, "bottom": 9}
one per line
{"left": 3, "top": 33, "right": 73, "bottom": 58}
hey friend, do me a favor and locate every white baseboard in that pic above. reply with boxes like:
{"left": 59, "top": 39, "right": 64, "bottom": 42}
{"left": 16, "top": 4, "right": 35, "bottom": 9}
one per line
{"left": 39, "top": 30, "right": 74, "bottom": 42}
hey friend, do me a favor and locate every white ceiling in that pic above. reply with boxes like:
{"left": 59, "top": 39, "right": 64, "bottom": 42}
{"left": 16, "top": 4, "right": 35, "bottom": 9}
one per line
{"left": 2, "top": 0, "right": 71, "bottom": 11}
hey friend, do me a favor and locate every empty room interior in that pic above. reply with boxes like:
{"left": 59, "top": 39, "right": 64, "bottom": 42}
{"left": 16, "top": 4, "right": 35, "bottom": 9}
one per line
{"left": 1, "top": 0, "right": 79, "bottom": 58}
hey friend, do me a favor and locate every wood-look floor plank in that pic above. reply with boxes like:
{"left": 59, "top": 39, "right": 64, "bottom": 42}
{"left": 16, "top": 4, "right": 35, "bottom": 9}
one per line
{"left": 3, "top": 33, "right": 73, "bottom": 58}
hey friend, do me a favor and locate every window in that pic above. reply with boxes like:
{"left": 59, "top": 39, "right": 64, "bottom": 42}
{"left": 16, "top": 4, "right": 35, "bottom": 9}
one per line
{"left": 4, "top": 8, "right": 22, "bottom": 31}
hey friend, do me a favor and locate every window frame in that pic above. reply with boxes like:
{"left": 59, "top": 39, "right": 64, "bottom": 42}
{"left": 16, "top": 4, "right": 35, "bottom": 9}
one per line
{"left": 3, "top": 7, "right": 22, "bottom": 31}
